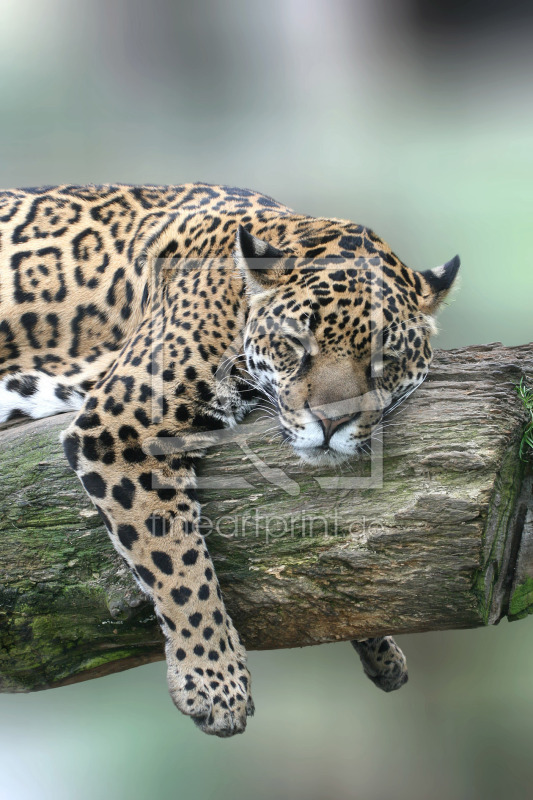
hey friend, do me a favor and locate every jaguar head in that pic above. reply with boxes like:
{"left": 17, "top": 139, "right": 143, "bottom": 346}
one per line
{"left": 235, "top": 225, "right": 459, "bottom": 465}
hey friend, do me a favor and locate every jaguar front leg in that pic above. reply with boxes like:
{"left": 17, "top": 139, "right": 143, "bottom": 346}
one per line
{"left": 62, "top": 416, "right": 253, "bottom": 737}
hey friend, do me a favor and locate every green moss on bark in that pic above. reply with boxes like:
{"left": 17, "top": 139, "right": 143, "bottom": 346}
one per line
{"left": 508, "top": 578, "right": 533, "bottom": 620}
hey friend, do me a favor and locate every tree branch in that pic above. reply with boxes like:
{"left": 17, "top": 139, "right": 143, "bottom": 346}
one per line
{"left": 1, "top": 343, "right": 532, "bottom": 692}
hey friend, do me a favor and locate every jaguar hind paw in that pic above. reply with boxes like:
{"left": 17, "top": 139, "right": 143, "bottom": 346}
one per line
{"left": 351, "top": 636, "right": 408, "bottom": 693}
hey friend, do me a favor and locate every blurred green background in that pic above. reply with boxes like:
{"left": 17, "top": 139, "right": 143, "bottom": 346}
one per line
{"left": 0, "top": 1, "right": 531, "bottom": 798}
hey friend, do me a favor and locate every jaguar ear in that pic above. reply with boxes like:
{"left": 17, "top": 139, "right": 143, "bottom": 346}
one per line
{"left": 234, "top": 225, "right": 285, "bottom": 293}
{"left": 418, "top": 254, "right": 460, "bottom": 313}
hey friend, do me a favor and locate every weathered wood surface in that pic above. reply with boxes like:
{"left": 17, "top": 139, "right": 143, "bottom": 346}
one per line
{"left": 0, "top": 342, "right": 532, "bottom": 692}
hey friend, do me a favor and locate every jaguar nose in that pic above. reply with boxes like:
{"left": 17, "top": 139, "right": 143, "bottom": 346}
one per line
{"left": 311, "top": 409, "right": 358, "bottom": 446}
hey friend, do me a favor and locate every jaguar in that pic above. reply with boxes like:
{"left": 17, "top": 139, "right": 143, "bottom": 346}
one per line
{"left": 0, "top": 183, "right": 459, "bottom": 736}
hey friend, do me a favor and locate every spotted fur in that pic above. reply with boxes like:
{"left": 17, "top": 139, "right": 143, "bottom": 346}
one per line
{"left": 0, "top": 183, "right": 459, "bottom": 736}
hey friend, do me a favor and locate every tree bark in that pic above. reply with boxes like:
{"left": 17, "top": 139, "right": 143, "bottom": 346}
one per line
{"left": 0, "top": 343, "right": 532, "bottom": 692}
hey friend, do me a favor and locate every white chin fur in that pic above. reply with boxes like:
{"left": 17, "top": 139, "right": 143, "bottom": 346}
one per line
{"left": 292, "top": 445, "right": 354, "bottom": 466}
{"left": 289, "top": 418, "right": 364, "bottom": 465}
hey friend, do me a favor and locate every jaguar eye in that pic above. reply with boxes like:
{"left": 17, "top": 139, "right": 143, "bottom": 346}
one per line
{"left": 279, "top": 324, "right": 319, "bottom": 356}
{"left": 285, "top": 334, "right": 304, "bottom": 349}
{"left": 383, "top": 352, "right": 401, "bottom": 364}
{"left": 370, "top": 351, "right": 400, "bottom": 375}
